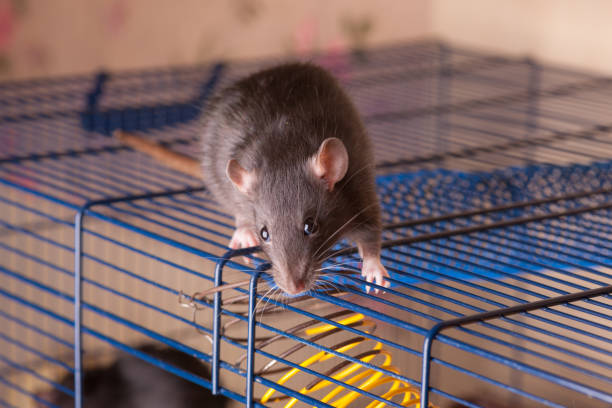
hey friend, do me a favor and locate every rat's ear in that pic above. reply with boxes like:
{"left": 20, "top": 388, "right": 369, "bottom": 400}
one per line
{"left": 226, "top": 159, "right": 256, "bottom": 195}
{"left": 310, "top": 137, "right": 349, "bottom": 191}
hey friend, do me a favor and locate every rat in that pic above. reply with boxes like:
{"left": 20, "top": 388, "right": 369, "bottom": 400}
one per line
{"left": 37, "top": 345, "right": 228, "bottom": 408}
{"left": 117, "top": 62, "right": 389, "bottom": 295}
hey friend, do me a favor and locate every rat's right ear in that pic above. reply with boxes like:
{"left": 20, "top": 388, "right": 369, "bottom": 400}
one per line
{"left": 226, "top": 159, "right": 256, "bottom": 195}
{"left": 310, "top": 137, "right": 349, "bottom": 192}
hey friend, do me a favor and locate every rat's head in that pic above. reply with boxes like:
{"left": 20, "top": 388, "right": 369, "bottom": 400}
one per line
{"left": 226, "top": 138, "right": 349, "bottom": 295}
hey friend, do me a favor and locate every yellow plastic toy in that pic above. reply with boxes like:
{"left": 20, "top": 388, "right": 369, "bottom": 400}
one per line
{"left": 261, "top": 313, "right": 431, "bottom": 408}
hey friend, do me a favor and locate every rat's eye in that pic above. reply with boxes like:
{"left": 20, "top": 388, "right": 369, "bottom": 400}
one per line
{"left": 304, "top": 218, "right": 318, "bottom": 235}
{"left": 260, "top": 226, "right": 270, "bottom": 242}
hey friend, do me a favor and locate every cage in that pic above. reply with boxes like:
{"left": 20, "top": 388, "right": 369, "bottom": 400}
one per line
{"left": 0, "top": 40, "right": 611, "bottom": 408}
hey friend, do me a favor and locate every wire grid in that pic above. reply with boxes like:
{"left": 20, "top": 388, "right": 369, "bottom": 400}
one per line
{"left": 0, "top": 40, "right": 611, "bottom": 408}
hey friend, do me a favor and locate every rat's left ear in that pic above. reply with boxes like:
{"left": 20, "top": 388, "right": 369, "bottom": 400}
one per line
{"left": 310, "top": 137, "right": 349, "bottom": 191}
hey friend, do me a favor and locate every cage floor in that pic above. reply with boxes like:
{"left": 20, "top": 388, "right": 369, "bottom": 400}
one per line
{"left": 1, "top": 40, "right": 611, "bottom": 408}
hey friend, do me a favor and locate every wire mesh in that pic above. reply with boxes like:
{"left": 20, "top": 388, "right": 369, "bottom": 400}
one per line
{"left": 0, "top": 40, "right": 610, "bottom": 408}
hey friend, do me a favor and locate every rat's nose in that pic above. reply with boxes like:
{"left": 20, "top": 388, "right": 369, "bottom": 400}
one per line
{"left": 294, "top": 279, "right": 305, "bottom": 292}
{"left": 285, "top": 278, "right": 305, "bottom": 295}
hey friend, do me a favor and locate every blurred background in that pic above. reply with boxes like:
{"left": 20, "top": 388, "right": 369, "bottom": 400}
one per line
{"left": 1, "top": 0, "right": 611, "bottom": 81}
{"left": 2, "top": 2, "right": 612, "bottom": 408}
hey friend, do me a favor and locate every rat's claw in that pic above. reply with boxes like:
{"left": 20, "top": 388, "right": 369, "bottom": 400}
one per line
{"left": 228, "top": 227, "right": 259, "bottom": 264}
{"left": 364, "top": 273, "right": 374, "bottom": 294}
{"left": 361, "top": 256, "right": 390, "bottom": 294}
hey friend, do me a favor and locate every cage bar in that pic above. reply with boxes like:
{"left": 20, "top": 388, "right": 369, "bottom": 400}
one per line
{"left": 1, "top": 40, "right": 611, "bottom": 408}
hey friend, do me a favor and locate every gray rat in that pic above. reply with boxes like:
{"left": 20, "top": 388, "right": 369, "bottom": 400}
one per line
{"left": 36, "top": 345, "right": 228, "bottom": 408}
{"left": 118, "top": 63, "right": 389, "bottom": 295}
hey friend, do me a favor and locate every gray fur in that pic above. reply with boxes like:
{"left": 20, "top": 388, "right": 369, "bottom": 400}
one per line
{"left": 201, "top": 63, "right": 381, "bottom": 293}
{"left": 39, "top": 345, "right": 227, "bottom": 408}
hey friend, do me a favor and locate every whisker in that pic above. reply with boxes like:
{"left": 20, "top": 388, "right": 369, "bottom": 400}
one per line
{"left": 255, "top": 285, "right": 276, "bottom": 318}
{"left": 259, "top": 287, "right": 279, "bottom": 322}
{"left": 314, "top": 262, "right": 360, "bottom": 272}
{"left": 314, "top": 219, "right": 372, "bottom": 263}
{"left": 312, "top": 203, "right": 377, "bottom": 259}
{"left": 335, "top": 162, "right": 375, "bottom": 195}
{"left": 320, "top": 259, "right": 361, "bottom": 267}
{"left": 275, "top": 289, "right": 287, "bottom": 311}
{"left": 315, "top": 279, "right": 342, "bottom": 296}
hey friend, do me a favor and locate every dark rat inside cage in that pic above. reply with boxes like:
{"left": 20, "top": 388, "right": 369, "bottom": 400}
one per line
{"left": 0, "top": 40, "right": 611, "bottom": 408}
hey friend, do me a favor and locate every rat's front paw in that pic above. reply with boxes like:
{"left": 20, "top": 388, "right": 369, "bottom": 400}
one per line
{"left": 229, "top": 227, "right": 259, "bottom": 264}
{"left": 361, "top": 257, "right": 390, "bottom": 294}
{"left": 229, "top": 227, "right": 259, "bottom": 249}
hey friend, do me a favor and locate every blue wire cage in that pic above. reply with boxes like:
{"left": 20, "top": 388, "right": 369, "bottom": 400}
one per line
{"left": 1, "top": 40, "right": 611, "bottom": 408}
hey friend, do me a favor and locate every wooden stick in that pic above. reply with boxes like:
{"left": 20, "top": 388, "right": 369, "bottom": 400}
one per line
{"left": 193, "top": 278, "right": 252, "bottom": 300}
{"left": 115, "top": 130, "right": 202, "bottom": 179}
